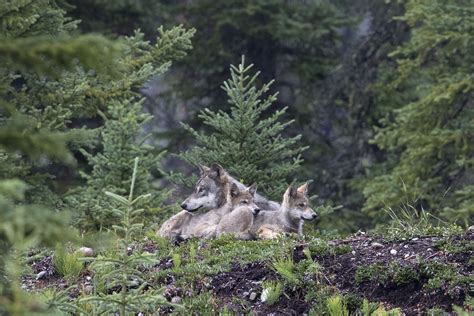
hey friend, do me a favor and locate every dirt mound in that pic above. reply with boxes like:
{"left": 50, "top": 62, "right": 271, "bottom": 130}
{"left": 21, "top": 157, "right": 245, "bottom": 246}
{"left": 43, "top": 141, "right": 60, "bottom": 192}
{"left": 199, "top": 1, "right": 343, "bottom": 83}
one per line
{"left": 21, "top": 232, "right": 472, "bottom": 315}
{"left": 207, "top": 232, "right": 472, "bottom": 315}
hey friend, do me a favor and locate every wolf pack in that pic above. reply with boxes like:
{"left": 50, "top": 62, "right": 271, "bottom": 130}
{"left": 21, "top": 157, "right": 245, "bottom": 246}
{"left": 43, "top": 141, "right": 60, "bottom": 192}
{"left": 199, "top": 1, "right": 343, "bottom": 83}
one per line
{"left": 158, "top": 164, "right": 318, "bottom": 240}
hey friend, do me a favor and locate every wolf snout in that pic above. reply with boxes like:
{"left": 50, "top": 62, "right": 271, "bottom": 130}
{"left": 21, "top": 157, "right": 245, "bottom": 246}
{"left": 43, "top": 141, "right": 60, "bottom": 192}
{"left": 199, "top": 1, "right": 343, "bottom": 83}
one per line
{"left": 253, "top": 208, "right": 261, "bottom": 215}
{"left": 181, "top": 202, "right": 188, "bottom": 210}
{"left": 302, "top": 212, "right": 319, "bottom": 221}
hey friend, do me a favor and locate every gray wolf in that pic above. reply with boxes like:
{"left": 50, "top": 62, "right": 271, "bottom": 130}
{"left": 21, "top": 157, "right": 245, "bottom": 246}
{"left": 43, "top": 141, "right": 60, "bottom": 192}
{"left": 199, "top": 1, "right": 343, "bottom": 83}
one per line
{"left": 250, "top": 181, "right": 318, "bottom": 239}
{"left": 216, "top": 183, "right": 260, "bottom": 240}
{"left": 157, "top": 164, "right": 231, "bottom": 238}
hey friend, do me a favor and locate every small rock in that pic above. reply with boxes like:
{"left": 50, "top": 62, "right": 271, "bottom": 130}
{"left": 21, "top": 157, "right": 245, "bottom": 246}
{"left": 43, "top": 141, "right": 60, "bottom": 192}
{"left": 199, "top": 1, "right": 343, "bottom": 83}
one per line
{"left": 351, "top": 250, "right": 356, "bottom": 255}
{"left": 84, "top": 285, "right": 93, "bottom": 294}
{"left": 171, "top": 296, "right": 182, "bottom": 304}
{"left": 86, "top": 276, "right": 92, "bottom": 281}
{"left": 371, "top": 242, "right": 384, "bottom": 248}
{"left": 36, "top": 271, "right": 47, "bottom": 280}
{"left": 350, "top": 257, "right": 356, "bottom": 261}
{"left": 412, "top": 237, "right": 419, "bottom": 241}
{"left": 77, "top": 247, "right": 94, "bottom": 257}
{"left": 427, "top": 248, "right": 432, "bottom": 252}
{"left": 249, "top": 292, "right": 257, "bottom": 301}
{"left": 390, "top": 249, "right": 398, "bottom": 255}
{"left": 404, "top": 253, "right": 410, "bottom": 258}
{"left": 261, "top": 288, "right": 269, "bottom": 302}
{"left": 404, "top": 245, "right": 408, "bottom": 248}
{"left": 242, "top": 291, "right": 249, "bottom": 298}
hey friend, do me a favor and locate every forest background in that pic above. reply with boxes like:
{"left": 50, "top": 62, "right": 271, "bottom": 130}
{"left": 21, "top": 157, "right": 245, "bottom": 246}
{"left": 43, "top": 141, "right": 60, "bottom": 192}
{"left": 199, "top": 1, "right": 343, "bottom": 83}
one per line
{"left": 1, "top": 0, "right": 473, "bottom": 314}
{"left": 1, "top": 0, "right": 472, "bottom": 241}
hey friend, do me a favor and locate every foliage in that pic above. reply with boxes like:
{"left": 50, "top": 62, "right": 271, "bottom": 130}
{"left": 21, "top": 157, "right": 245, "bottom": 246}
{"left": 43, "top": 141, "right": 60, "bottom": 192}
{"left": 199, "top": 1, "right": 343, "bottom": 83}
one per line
{"left": 53, "top": 245, "right": 84, "bottom": 283}
{"left": 65, "top": 26, "right": 194, "bottom": 231}
{"left": 180, "top": 292, "right": 217, "bottom": 315}
{"left": 261, "top": 281, "right": 284, "bottom": 306}
{"left": 355, "top": 262, "right": 418, "bottom": 286}
{"left": 420, "top": 261, "right": 472, "bottom": 295}
{"left": 362, "top": 0, "right": 474, "bottom": 226}
{"left": 171, "top": 57, "right": 307, "bottom": 199}
{"left": 156, "top": 0, "right": 347, "bottom": 128}
{"left": 0, "top": 0, "right": 120, "bottom": 313}
{"left": 327, "top": 295, "right": 349, "bottom": 316}
{"left": 272, "top": 256, "right": 300, "bottom": 285}
{"left": 71, "top": 158, "right": 171, "bottom": 315}
{"left": 381, "top": 193, "right": 464, "bottom": 240}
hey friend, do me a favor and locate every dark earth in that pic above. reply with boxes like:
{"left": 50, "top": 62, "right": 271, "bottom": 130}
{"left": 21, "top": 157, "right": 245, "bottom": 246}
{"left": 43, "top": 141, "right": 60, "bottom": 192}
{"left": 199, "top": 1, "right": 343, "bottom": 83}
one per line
{"left": 22, "top": 231, "right": 473, "bottom": 315}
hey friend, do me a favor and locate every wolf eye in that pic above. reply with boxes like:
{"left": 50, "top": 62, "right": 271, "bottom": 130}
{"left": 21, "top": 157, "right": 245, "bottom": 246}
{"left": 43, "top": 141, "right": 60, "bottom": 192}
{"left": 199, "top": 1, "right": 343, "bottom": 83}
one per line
{"left": 242, "top": 200, "right": 248, "bottom": 204}
{"left": 298, "top": 203, "right": 305, "bottom": 207}
{"left": 198, "top": 187, "right": 205, "bottom": 193}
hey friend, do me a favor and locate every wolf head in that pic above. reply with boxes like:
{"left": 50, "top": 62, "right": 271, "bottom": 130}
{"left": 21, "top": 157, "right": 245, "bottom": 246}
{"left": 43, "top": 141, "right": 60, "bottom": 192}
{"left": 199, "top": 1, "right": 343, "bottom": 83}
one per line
{"left": 282, "top": 181, "right": 318, "bottom": 222}
{"left": 230, "top": 183, "right": 260, "bottom": 215}
{"left": 180, "top": 164, "right": 229, "bottom": 212}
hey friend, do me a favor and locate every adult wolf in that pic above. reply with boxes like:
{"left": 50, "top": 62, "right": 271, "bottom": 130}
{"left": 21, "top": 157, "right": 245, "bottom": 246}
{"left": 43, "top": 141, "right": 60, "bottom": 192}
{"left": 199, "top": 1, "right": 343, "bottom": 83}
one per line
{"left": 216, "top": 183, "right": 260, "bottom": 240}
{"left": 157, "top": 164, "right": 231, "bottom": 239}
{"left": 250, "top": 182, "right": 318, "bottom": 239}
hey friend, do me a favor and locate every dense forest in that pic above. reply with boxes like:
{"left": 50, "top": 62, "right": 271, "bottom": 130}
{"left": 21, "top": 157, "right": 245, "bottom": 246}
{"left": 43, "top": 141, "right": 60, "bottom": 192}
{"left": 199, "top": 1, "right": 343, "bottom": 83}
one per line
{"left": 0, "top": 0, "right": 472, "bottom": 315}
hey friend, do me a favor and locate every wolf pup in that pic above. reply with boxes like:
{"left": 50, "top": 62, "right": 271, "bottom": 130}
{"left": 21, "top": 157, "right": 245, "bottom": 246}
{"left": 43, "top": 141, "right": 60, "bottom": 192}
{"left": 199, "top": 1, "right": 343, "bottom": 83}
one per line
{"left": 216, "top": 183, "right": 260, "bottom": 240}
{"left": 157, "top": 164, "right": 230, "bottom": 238}
{"left": 250, "top": 182, "right": 318, "bottom": 239}
{"left": 225, "top": 174, "right": 280, "bottom": 212}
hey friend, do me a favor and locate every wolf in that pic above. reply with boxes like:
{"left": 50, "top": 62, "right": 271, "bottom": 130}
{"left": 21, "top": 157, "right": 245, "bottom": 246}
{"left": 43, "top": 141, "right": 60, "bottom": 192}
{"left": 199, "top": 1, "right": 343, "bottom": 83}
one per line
{"left": 198, "top": 165, "right": 280, "bottom": 212}
{"left": 249, "top": 181, "right": 318, "bottom": 239}
{"left": 157, "top": 164, "right": 231, "bottom": 239}
{"left": 216, "top": 183, "right": 260, "bottom": 240}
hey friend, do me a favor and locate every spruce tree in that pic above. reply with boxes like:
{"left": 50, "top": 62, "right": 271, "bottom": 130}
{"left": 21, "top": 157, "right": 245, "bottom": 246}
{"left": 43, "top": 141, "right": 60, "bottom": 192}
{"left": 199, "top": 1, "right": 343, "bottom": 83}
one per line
{"left": 172, "top": 57, "right": 307, "bottom": 200}
{"left": 362, "top": 0, "right": 474, "bottom": 226}
{"left": 67, "top": 99, "right": 171, "bottom": 231}
{"left": 149, "top": 0, "right": 347, "bottom": 155}
{"left": 0, "top": 1, "right": 120, "bottom": 314}
{"left": 67, "top": 27, "right": 194, "bottom": 232}
{"left": 71, "top": 158, "right": 171, "bottom": 315}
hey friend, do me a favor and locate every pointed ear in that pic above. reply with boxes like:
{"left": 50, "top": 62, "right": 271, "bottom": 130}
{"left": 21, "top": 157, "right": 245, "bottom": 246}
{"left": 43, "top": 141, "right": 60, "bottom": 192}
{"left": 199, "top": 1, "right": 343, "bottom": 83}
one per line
{"left": 230, "top": 183, "right": 240, "bottom": 198}
{"left": 198, "top": 164, "right": 210, "bottom": 175}
{"left": 284, "top": 185, "right": 298, "bottom": 200}
{"left": 297, "top": 181, "right": 310, "bottom": 196}
{"left": 210, "top": 163, "right": 227, "bottom": 182}
{"left": 247, "top": 183, "right": 257, "bottom": 196}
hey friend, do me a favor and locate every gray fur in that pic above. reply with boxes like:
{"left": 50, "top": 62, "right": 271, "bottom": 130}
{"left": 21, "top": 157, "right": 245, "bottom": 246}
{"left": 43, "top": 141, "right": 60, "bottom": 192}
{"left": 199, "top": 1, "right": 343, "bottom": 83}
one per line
{"left": 250, "top": 182, "right": 318, "bottom": 239}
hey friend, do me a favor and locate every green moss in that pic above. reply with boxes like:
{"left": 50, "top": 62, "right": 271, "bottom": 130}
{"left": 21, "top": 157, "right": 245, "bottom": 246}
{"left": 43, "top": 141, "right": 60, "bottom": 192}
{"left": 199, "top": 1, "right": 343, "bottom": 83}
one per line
{"left": 420, "top": 261, "right": 472, "bottom": 295}
{"left": 355, "top": 262, "right": 418, "bottom": 286}
{"left": 177, "top": 292, "right": 218, "bottom": 315}
{"left": 434, "top": 238, "right": 473, "bottom": 254}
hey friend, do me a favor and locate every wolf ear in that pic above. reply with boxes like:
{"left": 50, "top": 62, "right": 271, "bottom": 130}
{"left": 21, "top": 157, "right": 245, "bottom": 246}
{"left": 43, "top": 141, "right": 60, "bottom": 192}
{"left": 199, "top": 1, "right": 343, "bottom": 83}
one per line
{"left": 284, "top": 185, "right": 298, "bottom": 200}
{"left": 297, "top": 181, "right": 310, "bottom": 196}
{"left": 247, "top": 183, "right": 257, "bottom": 196}
{"left": 230, "top": 183, "right": 240, "bottom": 198}
{"left": 210, "top": 163, "right": 227, "bottom": 182}
{"left": 198, "top": 164, "right": 211, "bottom": 175}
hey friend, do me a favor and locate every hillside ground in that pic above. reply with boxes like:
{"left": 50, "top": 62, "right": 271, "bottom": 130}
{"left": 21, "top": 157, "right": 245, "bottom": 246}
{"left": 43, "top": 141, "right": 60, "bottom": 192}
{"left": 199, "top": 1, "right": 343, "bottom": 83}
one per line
{"left": 22, "top": 229, "right": 473, "bottom": 315}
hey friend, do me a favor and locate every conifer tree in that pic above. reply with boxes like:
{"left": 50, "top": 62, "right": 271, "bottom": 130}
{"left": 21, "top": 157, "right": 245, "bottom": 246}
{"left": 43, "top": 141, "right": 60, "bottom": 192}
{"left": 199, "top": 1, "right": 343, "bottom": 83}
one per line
{"left": 0, "top": 1, "right": 120, "bottom": 314}
{"left": 67, "top": 27, "right": 194, "bottom": 231}
{"left": 173, "top": 57, "right": 307, "bottom": 200}
{"left": 71, "top": 158, "right": 171, "bottom": 315}
{"left": 68, "top": 99, "right": 171, "bottom": 231}
{"left": 362, "top": 0, "right": 473, "bottom": 225}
